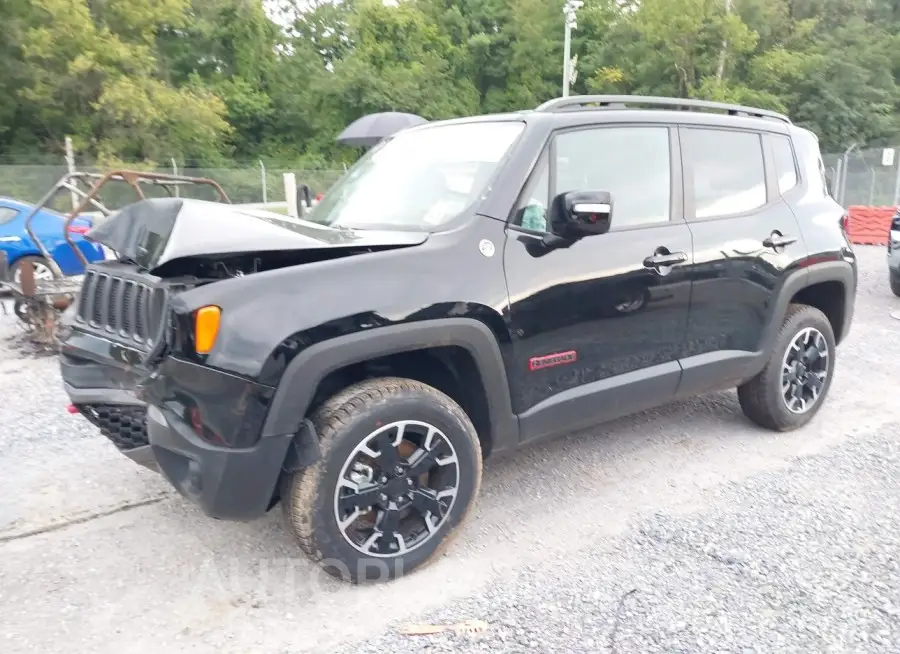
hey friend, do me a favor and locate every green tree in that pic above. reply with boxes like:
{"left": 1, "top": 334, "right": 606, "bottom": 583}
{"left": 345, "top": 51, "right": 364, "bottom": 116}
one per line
{"left": 307, "top": 0, "right": 479, "bottom": 160}
{"left": 4, "top": 0, "right": 900, "bottom": 165}
{"left": 17, "top": 0, "right": 231, "bottom": 163}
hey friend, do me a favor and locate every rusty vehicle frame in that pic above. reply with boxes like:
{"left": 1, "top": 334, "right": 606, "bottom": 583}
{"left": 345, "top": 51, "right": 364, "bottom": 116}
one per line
{"left": 1, "top": 170, "right": 230, "bottom": 348}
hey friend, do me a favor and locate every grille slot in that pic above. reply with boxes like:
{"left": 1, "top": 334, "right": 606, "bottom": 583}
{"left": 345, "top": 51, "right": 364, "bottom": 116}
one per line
{"left": 92, "top": 275, "right": 106, "bottom": 324}
{"left": 137, "top": 285, "right": 149, "bottom": 340}
{"left": 75, "top": 270, "right": 167, "bottom": 348}
{"left": 107, "top": 278, "right": 121, "bottom": 332}
{"left": 122, "top": 282, "right": 134, "bottom": 333}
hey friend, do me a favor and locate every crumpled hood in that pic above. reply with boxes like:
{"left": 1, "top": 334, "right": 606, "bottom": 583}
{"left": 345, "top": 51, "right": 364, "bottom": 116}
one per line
{"left": 86, "top": 197, "right": 428, "bottom": 271}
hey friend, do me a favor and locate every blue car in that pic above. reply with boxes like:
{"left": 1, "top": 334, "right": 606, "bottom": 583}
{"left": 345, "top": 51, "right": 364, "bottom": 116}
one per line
{"left": 0, "top": 197, "right": 106, "bottom": 285}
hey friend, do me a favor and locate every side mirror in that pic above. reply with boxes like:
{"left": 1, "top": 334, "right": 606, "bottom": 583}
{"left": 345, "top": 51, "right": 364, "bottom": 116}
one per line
{"left": 548, "top": 190, "right": 613, "bottom": 241}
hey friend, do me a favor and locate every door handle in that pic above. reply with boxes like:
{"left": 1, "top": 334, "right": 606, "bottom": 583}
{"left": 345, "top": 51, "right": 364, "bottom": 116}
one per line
{"left": 762, "top": 233, "right": 797, "bottom": 249}
{"left": 643, "top": 251, "right": 688, "bottom": 268}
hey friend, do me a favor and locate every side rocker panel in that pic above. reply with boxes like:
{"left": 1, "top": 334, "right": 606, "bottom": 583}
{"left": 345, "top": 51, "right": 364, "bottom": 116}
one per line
{"left": 261, "top": 318, "right": 521, "bottom": 454}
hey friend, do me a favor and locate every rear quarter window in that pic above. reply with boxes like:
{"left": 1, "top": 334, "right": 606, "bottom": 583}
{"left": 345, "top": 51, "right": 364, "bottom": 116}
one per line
{"left": 790, "top": 129, "right": 830, "bottom": 198}
{"left": 770, "top": 135, "right": 799, "bottom": 194}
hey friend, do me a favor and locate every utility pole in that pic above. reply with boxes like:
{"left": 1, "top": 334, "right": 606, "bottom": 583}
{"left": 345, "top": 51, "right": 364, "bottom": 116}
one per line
{"left": 562, "top": 1, "right": 583, "bottom": 97}
{"left": 64, "top": 136, "right": 77, "bottom": 210}
{"left": 716, "top": 0, "right": 732, "bottom": 80}
{"left": 171, "top": 158, "right": 180, "bottom": 197}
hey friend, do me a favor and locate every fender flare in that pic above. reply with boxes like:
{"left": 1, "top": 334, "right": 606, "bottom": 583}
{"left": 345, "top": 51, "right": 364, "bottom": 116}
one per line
{"left": 757, "top": 259, "right": 856, "bottom": 359}
{"left": 261, "top": 318, "right": 520, "bottom": 452}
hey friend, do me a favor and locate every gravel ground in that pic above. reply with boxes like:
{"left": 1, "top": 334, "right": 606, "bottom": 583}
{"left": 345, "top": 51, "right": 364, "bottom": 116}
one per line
{"left": 343, "top": 424, "right": 900, "bottom": 654}
{"left": 1, "top": 245, "right": 899, "bottom": 654}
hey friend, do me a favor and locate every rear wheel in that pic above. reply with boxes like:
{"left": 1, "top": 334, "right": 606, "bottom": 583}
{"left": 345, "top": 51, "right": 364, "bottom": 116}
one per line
{"left": 10, "top": 256, "right": 57, "bottom": 285}
{"left": 890, "top": 271, "right": 900, "bottom": 297}
{"left": 738, "top": 304, "right": 836, "bottom": 431}
{"left": 282, "top": 377, "right": 482, "bottom": 583}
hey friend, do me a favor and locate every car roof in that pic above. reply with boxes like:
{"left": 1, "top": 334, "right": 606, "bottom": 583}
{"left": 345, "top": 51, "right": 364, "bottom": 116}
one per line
{"left": 402, "top": 95, "right": 793, "bottom": 135}
{"left": 403, "top": 110, "right": 791, "bottom": 141}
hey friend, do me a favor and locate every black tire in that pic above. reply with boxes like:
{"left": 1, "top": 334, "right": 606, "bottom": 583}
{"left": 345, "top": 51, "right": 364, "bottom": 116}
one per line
{"left": 282, "top": 377, "right": 483, "bottom": 584}
{"left": 890, "top": 271, "right": 900, "bottom": 297}
{"left": 738, "top": 304, "right": 836, "bottom": 432}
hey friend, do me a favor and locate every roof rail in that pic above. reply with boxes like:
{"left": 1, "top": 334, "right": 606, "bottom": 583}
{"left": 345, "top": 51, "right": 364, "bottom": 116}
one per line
{"left": 534, "top": 95, "right": 791, "bottom": 124}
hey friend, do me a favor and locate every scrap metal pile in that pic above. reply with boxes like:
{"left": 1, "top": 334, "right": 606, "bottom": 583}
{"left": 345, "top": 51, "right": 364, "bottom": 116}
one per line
{"left": 1, "top": 170, "right": 229, "bottom": 351}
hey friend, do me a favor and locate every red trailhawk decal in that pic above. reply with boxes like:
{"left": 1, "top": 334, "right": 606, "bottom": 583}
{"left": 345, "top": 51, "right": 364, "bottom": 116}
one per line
{"left": 528, "top": 350, "right": 578, "bottom": 371}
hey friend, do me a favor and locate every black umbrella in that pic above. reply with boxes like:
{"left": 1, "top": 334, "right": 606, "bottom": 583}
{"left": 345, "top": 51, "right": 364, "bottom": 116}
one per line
{"left": 336, "top": 112, "right": 428, "bottom": 147}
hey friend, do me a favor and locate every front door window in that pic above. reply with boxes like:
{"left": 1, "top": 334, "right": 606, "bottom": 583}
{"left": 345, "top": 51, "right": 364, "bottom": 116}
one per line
{"left": 513, "top": 126, "right": 671, "bottom": 232}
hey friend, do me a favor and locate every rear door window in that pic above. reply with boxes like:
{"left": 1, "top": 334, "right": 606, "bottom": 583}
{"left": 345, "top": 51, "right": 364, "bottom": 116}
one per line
{"left": 682, "top": 128, "right": 767, "bottom": 219}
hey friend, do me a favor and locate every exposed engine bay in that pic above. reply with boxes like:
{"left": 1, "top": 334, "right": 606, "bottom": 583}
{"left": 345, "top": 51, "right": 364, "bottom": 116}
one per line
{"left": 86, "top": 196, "right": 429, "bottom": 279}
{"left": 149, "top": 245, "right": 394, "bottom": 282}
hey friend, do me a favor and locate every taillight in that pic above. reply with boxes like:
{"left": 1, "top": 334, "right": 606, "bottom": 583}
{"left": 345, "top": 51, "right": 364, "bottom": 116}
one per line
{"left": 67, "top": 224, "right": 90, "bottom": 235}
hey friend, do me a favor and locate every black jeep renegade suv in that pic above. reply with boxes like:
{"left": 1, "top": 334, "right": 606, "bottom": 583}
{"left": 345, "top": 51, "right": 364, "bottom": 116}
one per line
{"left": 60, "top": 95, "right": 857, "bottom": 583}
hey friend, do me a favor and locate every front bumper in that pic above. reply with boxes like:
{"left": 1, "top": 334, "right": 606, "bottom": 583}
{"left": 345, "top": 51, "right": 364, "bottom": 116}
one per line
{"left": 889, "top": 231, "right": 900, "bottom": 275}
{"left": 147, "top": 404, "right": 293, "bottom": 520}
{"left": 140, "top": 355, "right": 292, "bottom": 521}
{"left": 63, "top": 319, "right": 297, "bottom": 519}
{"left": 60, "top": 335, "right": 158, "bottom": 471}
{"left": 64, "top": 382, "right": 157, "bottom": 472}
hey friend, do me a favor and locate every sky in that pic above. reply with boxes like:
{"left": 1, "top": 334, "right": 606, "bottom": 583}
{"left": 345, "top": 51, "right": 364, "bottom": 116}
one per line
{"left": 265, "top": 0, "right": 398, "bottom": 27}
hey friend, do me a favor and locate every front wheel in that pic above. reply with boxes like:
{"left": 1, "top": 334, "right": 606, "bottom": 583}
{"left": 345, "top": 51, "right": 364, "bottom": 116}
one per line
{"left": 738, "top": 304, "right": 836, "bottom": 431}
{"left": 282, "top": 377, "right": 483, "bottom": 583}
{"left": 890, "top": 271, "right": 900, "bottom": 297}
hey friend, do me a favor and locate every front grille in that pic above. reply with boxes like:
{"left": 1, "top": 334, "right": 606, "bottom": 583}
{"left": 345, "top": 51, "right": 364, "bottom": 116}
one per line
{"left": 76, "top": 404, "right": 149, "bottom": 451}
{"left": 76, "top": 269, "right": 168, "bottom": 348}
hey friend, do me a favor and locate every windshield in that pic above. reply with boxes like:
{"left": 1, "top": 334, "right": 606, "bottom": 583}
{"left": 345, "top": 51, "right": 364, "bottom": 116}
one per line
{"left": 307, "top": 121, "right": 525, "bottom": 231}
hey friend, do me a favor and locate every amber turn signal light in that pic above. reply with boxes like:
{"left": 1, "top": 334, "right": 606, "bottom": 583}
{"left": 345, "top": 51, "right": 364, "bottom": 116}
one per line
{"left": 194, "top": 305, "right": 221, "bottom": 354}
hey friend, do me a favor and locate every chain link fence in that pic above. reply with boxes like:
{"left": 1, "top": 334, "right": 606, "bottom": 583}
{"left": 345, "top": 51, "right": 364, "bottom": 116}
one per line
{"left": 0, "top": 157, "right": 345, "bottom": 209}
{"left": 6, "top": 145, "right": 900, "bottom": 212}
{"left": 826, "top": 146, "right": 900, "bottom": 207}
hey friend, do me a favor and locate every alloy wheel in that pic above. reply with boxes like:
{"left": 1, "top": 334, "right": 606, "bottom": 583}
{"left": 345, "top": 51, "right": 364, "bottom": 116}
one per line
{"left": 333, "top": 420, "right": 460, "bottom": 557}
{"left": 780, "top": 326, "right": 829, "bottom": 414}
{"left": 14, "top": 261, "right": 55, "bottom": 284}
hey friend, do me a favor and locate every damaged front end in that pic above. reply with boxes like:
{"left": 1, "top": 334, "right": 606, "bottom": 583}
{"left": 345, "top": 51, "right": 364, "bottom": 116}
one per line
{"left": 7, "top": 170, "right": 230, "bottom": 351}
{"left": 62, "top": 196, "right": 426, "bottom": 470}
